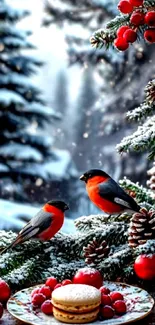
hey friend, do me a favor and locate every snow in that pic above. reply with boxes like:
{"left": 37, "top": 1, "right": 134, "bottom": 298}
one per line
{"left": 0, "top": 163, "right": 9, "bottom": 172}
{"left": 0, "top": 3, "right": 29, "bottom": 21}
{"left": 0, "top": 89, "right": 25, "bottom": 106}
{"left": 0, "top": 143, "right": 43, "bottom": 162}
{"left": 4, "top": 36, "right": 33, "bottom": 49}
{"left": 23, "top": 132, "right": 54, "bottom": 148}
{"left": 27, "top": 103, "right": 61, "bottom": 119}
{"left": 18, "top": 149, "right": 78, "bottom": 180}
{"left": 0, "top": 24, "right": 31, "bottom": 40}
{"left": 0, "top": 73, "right": 34, "bottom": 87}
{"left": 0, "top": 199, "right": 76, "bottom": 234}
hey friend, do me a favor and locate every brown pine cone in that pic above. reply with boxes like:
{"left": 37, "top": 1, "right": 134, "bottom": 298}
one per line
{"left": 83, "top": 237, "right": 110, "bottom": 265}
{"left": 128, "top": 207, "right": 155, "bottom": 248}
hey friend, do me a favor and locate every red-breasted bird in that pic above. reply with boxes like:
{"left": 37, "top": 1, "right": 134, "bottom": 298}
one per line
{"left": 0, "top": 200, "right": 69, "bottom": 255}
{"left": 80, "top": 169, "right": 140, "bottom": 214}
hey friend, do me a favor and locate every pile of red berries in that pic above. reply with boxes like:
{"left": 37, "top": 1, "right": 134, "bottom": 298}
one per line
{"left": 99, "top": 286, "right": 127, "bottom": 319}
{"left": 31, "top": 276, "right": 72, "bottom": 315}
{"left": 114, "top": 0, "right": 155, "bottom": 50}
{"left": 0, "top": 279, "right": 11, "bottom": 319}
{"left": 31, "top": 268, "right": 127, "bottom": 320}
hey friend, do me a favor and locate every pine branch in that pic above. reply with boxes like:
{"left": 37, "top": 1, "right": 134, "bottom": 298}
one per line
{"left": 126, "top": 80, "right": 155, "bottom": 121}
{"left": 119, "top": 177, "right": 155, "bottom": 206}
{"left": 98, "top": 245, "right": 133, "bottom": 280}
{"left": 126, "top": 103, "right": 155, "bottom": 121}
{"left": 90, "top": 2, "right": 155, "bottom": 49}
{"left": 106, "top": 14, "right": 130, "bottom": 31}
{"left": 75, "top": 214, "right": 131, "bottom": 233}
{"left": 116, "top": 116, "right": 155, "bottom": 159}
{"left": 90, "top": 29, "right": 116, "bottom": 49}
{"left": 144, "top": 0, "right": 155, "bottom": 6}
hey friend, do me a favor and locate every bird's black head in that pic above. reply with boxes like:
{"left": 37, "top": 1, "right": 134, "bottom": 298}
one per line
{"left": 47, "top": 200, "right": 69, "bottom": 211}
{"left": 79, "top": 169, "right": 109, "bottom": 183}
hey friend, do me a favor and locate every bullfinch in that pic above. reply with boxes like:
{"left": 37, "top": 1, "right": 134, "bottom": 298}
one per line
{"left": 80, "top": 169, "right": 141, "bottom": 214}
{"left": 0, "top": 200, "right": 69, "bottom": 255}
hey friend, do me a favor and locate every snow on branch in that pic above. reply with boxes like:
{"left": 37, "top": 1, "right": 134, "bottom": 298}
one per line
{"left": 119, "top": 177, "right": 155, "bottom": 206}
{"left": 126, "top": 103, "right": 154, "bottom": 121}
{"left": 43, "top": 0, "right": 115, "bottom": 26}
{"left": 3, "top": 36, "right": 35, "bottom": 50}
{"left": 0, "top": 4, "right": 29, "bottom": 22}
{"left": 126, "top": 79, "right": 155, "bottom": 121}
{"left": 0, "top": 144, "right": 43, "bottom": 162}
{"left": 116, "top": 115, "right": 155, "bottom": 159}
{"left": 90, "top": 1, "right": 155, "bottom": 49}
{"left": 0, "top": 24, "right": 31, "bottom": 40}
{"left": 26, "top": 103, "right": 61, "bottom": 120}
{"left": 0, "top": 89, "right": 25, "bottom": 106}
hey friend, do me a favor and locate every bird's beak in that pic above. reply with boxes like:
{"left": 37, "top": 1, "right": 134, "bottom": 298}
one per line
{"left": 79, "top": 174, "right": 86, "bottom": 181}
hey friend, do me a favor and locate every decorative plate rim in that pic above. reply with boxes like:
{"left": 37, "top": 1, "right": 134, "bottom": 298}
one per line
{"left": 7, "top": 281, "right": 155, "bottom": 325}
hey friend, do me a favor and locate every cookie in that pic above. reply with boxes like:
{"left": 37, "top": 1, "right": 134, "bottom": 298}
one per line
{"left": 52, "top": 284, "right": 101, "bottom": 323}
{"left": 53, "top": 306, "right": 99, "bottom": 324}
{"left": 52, "top": 284, "right": 101, "bottom": 313}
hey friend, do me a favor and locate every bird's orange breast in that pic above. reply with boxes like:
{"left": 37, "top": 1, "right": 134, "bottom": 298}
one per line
{"left": 86, "top": 180, "right": 123, "bottom": 214}
{"left": 38, "top": 204, "right": 64, "bottom": 241}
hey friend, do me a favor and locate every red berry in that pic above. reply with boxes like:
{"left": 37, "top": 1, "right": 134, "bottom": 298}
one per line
{"left": 31, "top": 293, "right": 46, "bottom": 306}
{"left": 129, "top": 0, "right": 143, "bottom": 6}
{"left": 130, "top": 12, "right": 145, "bottom": 26}
{"left": 54, "top": 284, "right": 62, "bottom": 290}
{"left": 31, "top": 288, "right": 39, "bottom": 298}
{"left": 118, "top": 0, "right": 133, "bottom": 14}
{"left": 62, "top": 279, "right": 72, "bottom": 286}
{"left": 38, "top": 285, "right": 51, "bottom": 299}
{"left": 0, "top": 280, "right": 11, "bottom": 302}
{"left": 123, "top": 29, "right": 137, "bottom": 43}
{"left": 113, "top": 300, "right": 127, "bottom": 315}
{"left": 134, "top": 254, "right": 155, "bottom": 279}
{"left": 45, "top": 277, "right": 58, "bottom": 290}
{"left": 0, "top": 303, "right": 3, "bottom": 319}
{"left": 117, "top": 26, "right": 129, "bottom": 38}
{"left": 99, "top": 286, "right": 110, "bottom": 295}
{"left": 101, "top": 294, "right": 112, "bottom": 306}
{"left": 73, "top": 267, "right": 103, "bottom": 289}
{"left": 144, "top": 29, "right": 155, "bottom": 43}
{"left": 145, "top": 11, "right": 155, "bottom": 27}
{"left": 110, "top": 291, "right": 124, "bottom": 302}
{"left": 114, "top": 37, "right": 129, "bottom": 51}
{"left": 41, "top": 300, "right": 53, "bottom": 315}
{"left": 101, "top": 305, "right": 115, "bottom": 319}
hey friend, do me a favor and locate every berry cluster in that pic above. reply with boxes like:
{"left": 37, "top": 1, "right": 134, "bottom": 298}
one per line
{"left": 99, "top": 286, "right": 127, "bottom": 319}
{"left": 0, "top": 279, "right": 11, "bottom": 319}
{"left": 114, "top": 0, "right": 155, "bottom": 50}
{"left": 30, "top": 268, "right": 127, "bottom": 320}
{"left": 31, "top": 276, "right": 72, "bottom": 315}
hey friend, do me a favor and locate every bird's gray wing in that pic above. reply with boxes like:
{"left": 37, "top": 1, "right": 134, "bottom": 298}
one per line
{"left": 18, "top": 209, "right": 52, "bottom": 241}
{"left": 99, "top": 179, "right": 140, "bottom": 212}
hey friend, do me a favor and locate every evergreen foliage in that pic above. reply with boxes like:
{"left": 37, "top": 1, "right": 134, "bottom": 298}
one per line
{"left": 0, "top": 211, "right": 154, "bottom": 290}
{"left": 0, "top": 0, "right": 62, "bottom": 202}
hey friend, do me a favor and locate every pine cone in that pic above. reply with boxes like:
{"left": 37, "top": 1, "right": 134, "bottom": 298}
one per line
{"left": 128, "top": 208, "right": 155, "bottom": 248}
{"left": 83, "top": 238, "right": 110, "bottom": 265}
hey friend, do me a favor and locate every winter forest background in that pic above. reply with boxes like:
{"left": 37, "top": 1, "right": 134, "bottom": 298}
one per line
{"left": 0, "top": 0, "right": 154, "bottom": 233}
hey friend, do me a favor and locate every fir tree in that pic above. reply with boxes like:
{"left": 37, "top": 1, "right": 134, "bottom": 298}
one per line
{"left": 43, "top": 0, "right": 155, "bottom": 184}
{"left": 0, "top": 0, "right": 62, "bottom": 202}
{"left": 0, "top": 0, "right": 154, "bottom": 300}
{"left": 89, "top": 0, "right": 155, "bottom": 195}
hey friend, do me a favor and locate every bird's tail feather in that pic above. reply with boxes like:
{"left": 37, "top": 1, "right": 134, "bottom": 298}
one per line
{"left": 0, "top": 242, "right": 14, "bottom": 255}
